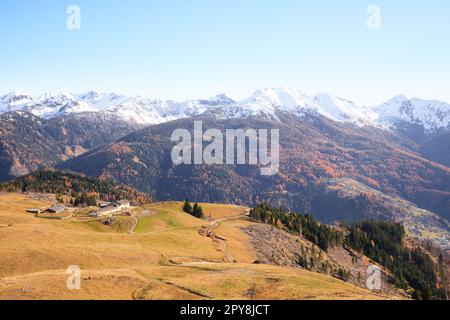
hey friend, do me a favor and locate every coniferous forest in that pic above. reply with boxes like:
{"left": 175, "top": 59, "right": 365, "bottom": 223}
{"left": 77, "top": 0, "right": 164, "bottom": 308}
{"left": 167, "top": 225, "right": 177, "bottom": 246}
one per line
{"left": 347, "top": 221, "right": 447, "bottom": 300}
{"left": 0, "top": 170, "right": 151, "bottom": 205}
{"left": 249, "top": 203, "right": 448, "bottom": 300}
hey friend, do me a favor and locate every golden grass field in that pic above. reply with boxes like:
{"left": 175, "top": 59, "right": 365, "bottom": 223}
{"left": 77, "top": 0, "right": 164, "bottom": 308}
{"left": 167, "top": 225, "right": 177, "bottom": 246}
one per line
{"left": 0, "top": 193, "right": 391, "bottom": 300}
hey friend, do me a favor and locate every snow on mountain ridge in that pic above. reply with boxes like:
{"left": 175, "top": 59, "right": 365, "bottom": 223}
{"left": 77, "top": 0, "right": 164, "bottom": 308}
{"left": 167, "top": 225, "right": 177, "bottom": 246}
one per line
{"left": 312, "top": 93, "right": 378, "bottom": 125}
{"left": 1, "top": 89, "right": 449, "bottom": 130}
{"left": 374, "top": 95, "right": 450, "bottom": 132}
{"left": 240, "top": 87, "right": 305, "bottom": 110}
{"left": 217, "top": 87, "right": 378, "bottom": 126}
{"left": 0, "top": 92, "right": 34, "bottom": 113}
{"left": 0, "top": 91, "right": 215, "bottom": 124}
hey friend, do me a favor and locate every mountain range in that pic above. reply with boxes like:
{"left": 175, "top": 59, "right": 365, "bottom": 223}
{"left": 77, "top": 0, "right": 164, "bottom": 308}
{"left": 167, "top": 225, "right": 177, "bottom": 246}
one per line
{"left": 1, "top": 87, "right": 449, "bottom": 249}
{"left": 1, "top": 87, "right": 449, "bottom": 131}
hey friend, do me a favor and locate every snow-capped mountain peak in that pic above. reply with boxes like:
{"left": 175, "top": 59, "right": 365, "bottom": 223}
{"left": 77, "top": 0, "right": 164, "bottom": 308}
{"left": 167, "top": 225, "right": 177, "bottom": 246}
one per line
{"left": 216, "top": 87, "right": 377, "bottom": 126}
{"left": 312, "top": 93, "right": 378, "bottom": 125}
{"left": 374, "top": 96, "right": 450, "bottom": 132}
{"left": 204, "top": 87, "right": 306, "bottom": 119}
{"left": 0, "top": 92, "right": 34, "bottom": 113}
{"left": 240, "top": 87, "right": 305, "bottom": 110}
{"left": 208, "top": 94, "right": 235, "bottom": 104}
{"left": 1, "top": 89, "right": 449, "bottom": 131}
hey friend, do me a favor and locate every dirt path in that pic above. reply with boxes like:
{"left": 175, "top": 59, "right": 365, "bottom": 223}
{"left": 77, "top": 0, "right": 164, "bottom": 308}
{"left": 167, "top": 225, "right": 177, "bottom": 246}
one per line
{"left": 129, "top": 211, "right": 251, "bottom": 237}
{"left": 128, "top": 214, "right": 139, "bottom": 234}
{"left": 131, "top": 210, "right": 253, "bottom": 299}
{"left": 131, "top": 270, "right": 210, "bottom": 300}
{"left": 196, "top": 212, "right": 250, "bottom": 264}
{"left": 166, "top": 213, "right": 250, "bottom": 266}
{"left": 139, "top": 226, "right": 200, "bottom": 235}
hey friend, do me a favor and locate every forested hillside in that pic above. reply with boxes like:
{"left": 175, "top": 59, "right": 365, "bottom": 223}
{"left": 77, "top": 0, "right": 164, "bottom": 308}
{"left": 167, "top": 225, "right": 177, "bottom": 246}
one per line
{"left": 0, "top": 170, "right": 151, "bottom": 205}
{"left": 249, "top": 203, "right": 449, "bottom": 300}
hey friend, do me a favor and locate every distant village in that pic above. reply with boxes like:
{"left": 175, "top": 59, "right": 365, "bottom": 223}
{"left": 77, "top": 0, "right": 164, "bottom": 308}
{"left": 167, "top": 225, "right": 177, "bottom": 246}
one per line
{"left": 28, "top": 199, "right": 131, "bottom": 219}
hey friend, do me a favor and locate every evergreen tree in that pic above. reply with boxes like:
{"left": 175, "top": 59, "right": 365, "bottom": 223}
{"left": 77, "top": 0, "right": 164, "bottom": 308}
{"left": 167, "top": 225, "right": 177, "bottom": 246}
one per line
{"left": 347, "top": 220, "right": 443, "bottom": 300}
{"left": 183, "top": 199, "right": 193, "bottom": 214}
{"left": 192, "top": 202, "right": 204, "bottom": 218}
{"left": 197, "top": 205, "right": 204, "bottom": 218}
{"left": 86, "top": 195, "right": 97, "bottom": 207}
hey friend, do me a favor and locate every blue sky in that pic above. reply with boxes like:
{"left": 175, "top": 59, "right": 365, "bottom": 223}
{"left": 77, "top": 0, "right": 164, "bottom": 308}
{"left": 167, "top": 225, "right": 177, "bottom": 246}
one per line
{"left": 1, "top": 0, "right": 449, "bottom": 105}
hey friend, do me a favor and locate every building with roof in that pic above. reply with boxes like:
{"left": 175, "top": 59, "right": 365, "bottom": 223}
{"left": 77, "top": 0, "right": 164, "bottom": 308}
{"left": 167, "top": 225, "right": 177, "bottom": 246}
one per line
{"left": 47, "top": 205, "right": 66, "bottom": 214}
{"left": 114, "top": 200, "right": 130, "bottom": 210}
{"left": 27, "top": 208, "right": 41, "bottom": 214}
{"left": 90, "top": 200, "right": 131, "bottom": 218}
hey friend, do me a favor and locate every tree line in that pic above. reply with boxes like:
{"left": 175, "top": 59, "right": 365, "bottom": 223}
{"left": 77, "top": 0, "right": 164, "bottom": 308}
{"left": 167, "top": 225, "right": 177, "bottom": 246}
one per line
{"left": 249, "top": 203, "right": 447, "bottom": 300}
{"left": 0, "top": 170, "right": 151, "bottom": 205}
{"left": 346, "top": 221, "right": 447, "bottom": 300}
{"left": 250, "top": 203, "right": 342, "bottom": 251}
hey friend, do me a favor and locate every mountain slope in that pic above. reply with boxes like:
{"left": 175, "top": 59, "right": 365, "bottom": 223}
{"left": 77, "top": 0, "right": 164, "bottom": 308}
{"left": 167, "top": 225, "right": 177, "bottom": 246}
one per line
{"left": 59, "top": 113, "right": 450, "bottom": 243}
{"left": 4, "top": 89, "right": 449, "bottom": 131}
{"left": 373, "top": 96, "right": 450, "bottom": 167}
{"left": 419, "top": 130, "right": 450, "bottom": 167}
{"left": 0, "top": 111, "right": 138, "bottom": 181}
{"left": 313, "top": 178, "right": 450, "bottom": 249}
{"left": 0, "top": 195, "right": 396, "bottom": 300}
{"left": 0, "top": 91, "right": 235, "bottom": 125}
{"left": 44, "top": 112, "right": 142, "bottom": 150}
{"left": 0, "top": 170, "right": 151, "bottom": 204}
{"left": 0, "top": 88, "right": 380, "bottom": 127}
{"left": 207, "top": 87, "right": 378, "bottom": 126}
{"left": 374, "top": 95, "right": 450, "bottom": 133}
{"left": 0, "top": 111, "right": 66, "bottom": 180}
{"left": 1, "top": 88, "right": 449, "bottom": 250}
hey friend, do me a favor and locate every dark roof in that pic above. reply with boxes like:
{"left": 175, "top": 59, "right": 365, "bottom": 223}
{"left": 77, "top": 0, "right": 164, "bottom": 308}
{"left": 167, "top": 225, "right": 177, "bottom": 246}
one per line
{"left": 48, "top": 205, "right": 65, "bottom": 212}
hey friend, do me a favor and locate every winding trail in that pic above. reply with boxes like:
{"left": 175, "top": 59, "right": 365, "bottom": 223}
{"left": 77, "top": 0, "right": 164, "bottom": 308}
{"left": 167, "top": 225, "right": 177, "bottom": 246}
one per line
{"left": 191, "top": 211, "right": 251, "bottom": 264}
{"left": 131, "top": 209, "right": 251, "bottom": 300}
{"left": 128, "top": 214, "right": 139, "bottom": 234}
